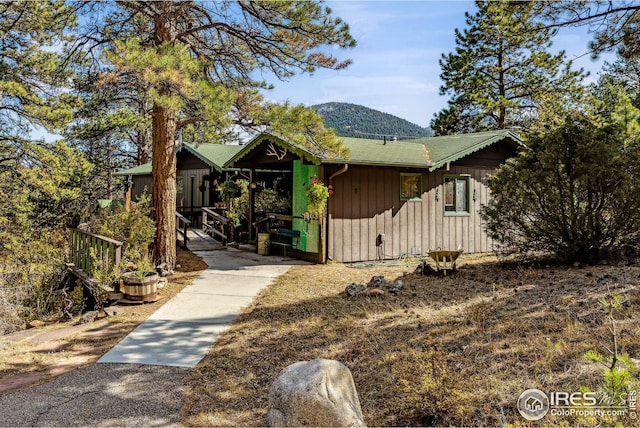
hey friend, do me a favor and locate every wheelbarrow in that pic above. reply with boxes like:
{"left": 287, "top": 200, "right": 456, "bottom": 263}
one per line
{"left": 428, "top": 245, "right": 463, "bottom": 275}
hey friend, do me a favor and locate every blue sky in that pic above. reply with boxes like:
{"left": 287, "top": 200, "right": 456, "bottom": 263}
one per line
{"left": 262, "top": 1, "right": 616, "bottom": 128}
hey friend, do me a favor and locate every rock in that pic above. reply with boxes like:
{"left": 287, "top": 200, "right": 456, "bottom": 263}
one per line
{"left": 156, "top": 263, "right": 174, "bottom": 277}
{"left": 415, "top": 261, "right": 437, "bottom": 275}
{"left": 157, "top": 277, "right": 168, "bottom": 289}
{"left": 367, "top": 275, "right": 386, "bottom": 288}
{"left": 345, "top": 282, "right": 367, "bottom": 297}
{"left": 386, "top": 280, "right": 404, "bottom": 295}
{"left": 267, "top": 359, "right": 367, "bottom": 427}
{"left": 78, "top": 310, "right": 98, "bottom": 324}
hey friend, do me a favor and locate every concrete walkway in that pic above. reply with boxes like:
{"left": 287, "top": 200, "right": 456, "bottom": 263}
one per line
{"left": 0, "top": 247, "right": 307, "bottom": 426}
{"left": 98, "top": 247, "right": 307, "bottom": 367}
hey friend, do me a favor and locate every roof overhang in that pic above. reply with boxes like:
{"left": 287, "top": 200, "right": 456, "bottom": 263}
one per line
{"left": 113, "top": 163, "right": 151, "bottom": 176}
{"left": 179, "top": 144, "right": 223, "bottom": 172}
{"left": 223, "top": 133, "right": 321, "bottom": 169}
{"left": 427, "top": 130, "right": 524, "bottom": 172}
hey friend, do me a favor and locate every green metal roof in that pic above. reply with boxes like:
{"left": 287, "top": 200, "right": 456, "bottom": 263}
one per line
{"left": 114, "top": 163, "right": 151, "bottom": 176}
{"left": 114, "top": 143, "right": 244, "bottom": 176}
{"left": 118, "top": 130, "right": 523, "bottom": 175}
{"left": 422, "top": 129, "right": 522, "bottom": 171}
{"left": 182, "top": 143, "right": 244, "bottom": 172}
{"left": 335, "top": 137, "right": 432, "bottom": 167}
{"left": 325, "top": 129, "right": 523, "bottom": 171}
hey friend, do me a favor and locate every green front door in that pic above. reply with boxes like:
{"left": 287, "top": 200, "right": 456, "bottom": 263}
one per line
{"left": 292, "top": 160, "right": 320, "bottom": 253}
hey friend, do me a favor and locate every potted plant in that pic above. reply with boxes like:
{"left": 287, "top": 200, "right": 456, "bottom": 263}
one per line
{"left": 121, "top": 252, "right": 159, "bottom": 301}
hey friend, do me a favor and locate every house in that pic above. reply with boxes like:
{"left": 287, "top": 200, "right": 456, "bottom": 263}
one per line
{"left": 116, "top": 130, "right": 522, "bottom": 263}
{"left": 223, "top": 130, "right": 523, "bottom": 263}
{"left": 115, "top": 143, "right": 245, "bottom": 221}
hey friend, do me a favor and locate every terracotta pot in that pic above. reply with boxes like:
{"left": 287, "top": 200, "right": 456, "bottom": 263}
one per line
{"left": 121, "top": 271, "right": 159, "bottom": 301}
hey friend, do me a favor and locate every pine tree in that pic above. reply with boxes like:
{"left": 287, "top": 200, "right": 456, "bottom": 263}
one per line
{"left": 0, "top": 0, "right": 91, "bottom": 238}
{"left": 481, "top": 93, "right": 640, "bottom": 262}
{"left": 65, "top": 70, "right": 153, "bottom": 200}
{"left": 0, "top": 1, "right": 78, "bottom": 160}
{"left": 532, "top": 2, "right": 640, "bottom": 59}
{"left": 75, "top": 1, "right": 355, "bottom": 269}
{"left": 434, "top": 1, "right": 585, "bottom": 134}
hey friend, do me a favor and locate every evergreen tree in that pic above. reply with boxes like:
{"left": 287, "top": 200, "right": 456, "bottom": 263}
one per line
{"left": 0, "top": 0, "right": 92, "bottom": 243}
{"left": 481, "top": 95, "right": 640, "bottom": 262}
{"left": 430, "top": 105, "right": 473, "bottom": 136}
{"left": 0, "top": 1, "right": 78, "bottom": 162}
{"left": 65, "top": 71, "right": 152, "bottom": 199}
{"left": 533, "top": 2, "right": 640, "bottom": 59}
{"left": 74, "top": 1, "right": 355, "bottom": 269}
{"left": 434, "top": 1, "right": 585, "bottom": 134}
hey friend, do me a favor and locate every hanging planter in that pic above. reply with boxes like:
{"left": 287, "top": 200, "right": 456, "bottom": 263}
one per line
{"left": 305, "top": 177, "right": 333, "bottom": 220}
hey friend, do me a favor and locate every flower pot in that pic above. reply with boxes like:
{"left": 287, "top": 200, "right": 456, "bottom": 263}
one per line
{"left": 121, "top": 271, "right": 159, "bottom": 301}
{"left": 257, "top": 233, "right": 270, "bottom": 255}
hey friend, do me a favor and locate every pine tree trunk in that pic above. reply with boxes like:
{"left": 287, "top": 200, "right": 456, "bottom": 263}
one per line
{"left": 136, "top": 128, "right": 149, "bottom": 165}
{"left": 151, "top": 102, "right": 177, "bottom": 269}
{"left": 151, "top": 3, "right": 179, "bottom": 270}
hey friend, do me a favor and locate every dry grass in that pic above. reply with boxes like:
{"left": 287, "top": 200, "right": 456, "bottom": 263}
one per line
{"left": 182, "top": 254, "right": 640, "bottom": 427}
{"left": 0, "top": 248, "right": 207, "bottom": 387}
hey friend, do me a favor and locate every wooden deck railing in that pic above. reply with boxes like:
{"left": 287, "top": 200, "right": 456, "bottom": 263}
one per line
{"left": 176, "top": 212, "right": 191, "bottom": 249}
{"left": 202, "top": 207, "right": 229, "bottom": 245}
{"left": 70, "top": 229, "right": 123, "bottom": 275}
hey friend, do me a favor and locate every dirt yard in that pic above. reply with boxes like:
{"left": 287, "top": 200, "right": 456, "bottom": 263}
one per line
{"left": 182, "top": 254, "right": 640, "bottom": 427}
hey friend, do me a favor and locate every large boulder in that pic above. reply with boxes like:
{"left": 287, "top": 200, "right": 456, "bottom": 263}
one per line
{"left": 267, "top": 359, "right": 366, "bottom": 427}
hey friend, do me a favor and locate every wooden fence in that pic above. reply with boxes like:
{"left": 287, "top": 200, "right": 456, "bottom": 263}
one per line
{"left": 70, "top": 228, "right": 123, "bottom": 275}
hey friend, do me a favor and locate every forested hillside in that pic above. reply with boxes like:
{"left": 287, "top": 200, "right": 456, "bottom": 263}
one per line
{"left": 312, "top": 102, "right": 432, "bottom": 139}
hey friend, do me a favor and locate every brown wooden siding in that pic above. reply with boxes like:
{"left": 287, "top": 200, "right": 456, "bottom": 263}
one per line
{"left": 131, "top": 168, "right": 213, "bottom": 208}
{"left": 177, "top": 151, "right": 209, "bottom": 170}
{"left": 327, "top": 165, "right": 496, "bottom": 263}
{"left": 131, "top": 175, "right": 153, "bottom": 201}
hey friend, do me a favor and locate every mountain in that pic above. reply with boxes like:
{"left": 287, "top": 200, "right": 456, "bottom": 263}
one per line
{"left": 312, "top": 102, "right": 433, "bottom": 140}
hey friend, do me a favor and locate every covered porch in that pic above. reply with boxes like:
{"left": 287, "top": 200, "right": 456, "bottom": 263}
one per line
{"left": 224, "top": 134, "right": 326, "bottom": 263}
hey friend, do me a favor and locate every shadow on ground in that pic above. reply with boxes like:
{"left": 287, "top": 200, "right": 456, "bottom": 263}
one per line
{"left": 0, "top": 363, "right": 189, "bottom": 427}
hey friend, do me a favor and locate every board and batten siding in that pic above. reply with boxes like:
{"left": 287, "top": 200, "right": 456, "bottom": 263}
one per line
{"left": 129, "top": 151, "right": 214, "bottom": 208}
{"left": 327, "top": 164, "right": 495, "bottom": 263}
{"left": 131, "top": 175, "right": 153, "bottom": 201}
{"left": 131, "top": 168, "right": 212, "bottom": 208}
{"left": 176, "top": 168, "right": 211, "bottom": 209}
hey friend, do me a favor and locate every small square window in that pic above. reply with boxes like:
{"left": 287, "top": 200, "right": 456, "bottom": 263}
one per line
{"left": 444, "top": 175, "right": 469, "bottom": 214}
{"left": 400, "top": 173, "right": 422, "bottom": 200}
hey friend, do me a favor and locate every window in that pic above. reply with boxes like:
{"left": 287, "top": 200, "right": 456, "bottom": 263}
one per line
{"left": 400, "top": 173, "right": 422, "bottom": 200}
{"left": 444, "top": 175, "right": 469, "bottom": 214}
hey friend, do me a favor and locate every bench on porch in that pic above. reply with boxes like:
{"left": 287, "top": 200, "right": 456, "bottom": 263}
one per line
{"left": 270, "top": 228, "right": 300, "bottom": 258}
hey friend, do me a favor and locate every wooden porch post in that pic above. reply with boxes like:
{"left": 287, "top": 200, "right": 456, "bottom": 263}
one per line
{"left": 124, "top": 174, "right": 132, "bottom": 212}
{"left": 249, "top": 167, "right": 255, "bottom": 241}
